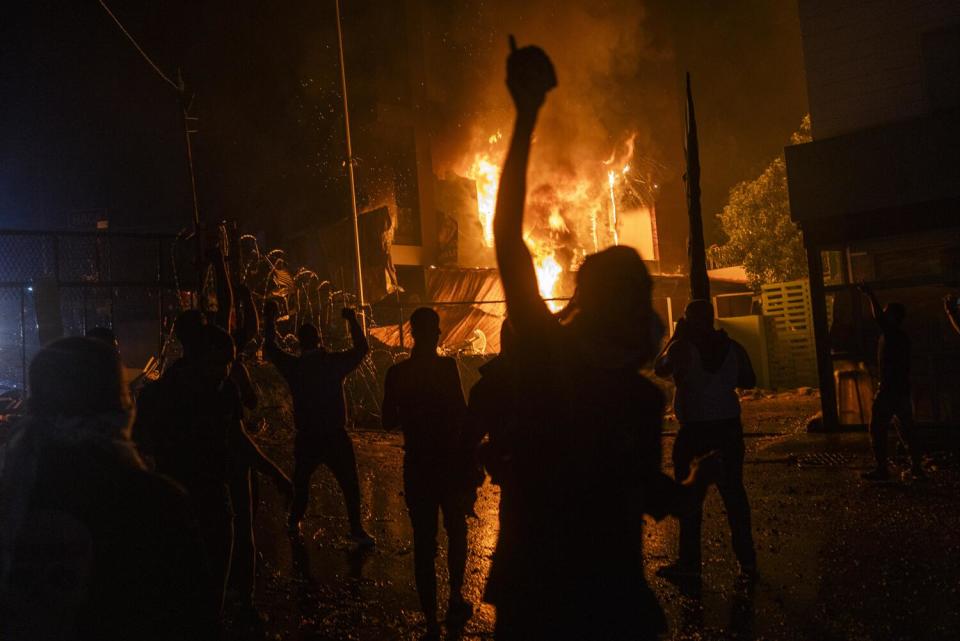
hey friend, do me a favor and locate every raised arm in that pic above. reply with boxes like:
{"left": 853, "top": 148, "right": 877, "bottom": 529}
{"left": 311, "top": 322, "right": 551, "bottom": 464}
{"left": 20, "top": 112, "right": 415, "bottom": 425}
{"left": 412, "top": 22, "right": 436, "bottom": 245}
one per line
{"left": 653, "top": 319, "right": 686, "bottom": 378}
{"left": 208, "top": 229, "right": 235, "bottom": 332}
{"left": 494, "top": 38, "right": 557, "bottom": 336}
{"left": 330, "top": 307, "right": 369, "bottom": 376}
{"left": 856, "top": 281, "right": 883, "bottom": 326}
{"left": 262, "top": 299, "right": 297, "bottom": 378}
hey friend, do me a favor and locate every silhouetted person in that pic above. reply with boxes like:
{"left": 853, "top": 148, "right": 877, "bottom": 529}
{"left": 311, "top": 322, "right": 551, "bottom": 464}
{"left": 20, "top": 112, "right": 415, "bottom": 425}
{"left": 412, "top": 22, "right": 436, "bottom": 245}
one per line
{"left": 219, "top": 281, "right": 293, "bottom": 624}
{"left": 0, "top": 337, "right": 220, "bottom": 640}
{"left": 263, "top": 300, "right": 373, "bottom": 545}
{"left": 857, "top": 283, "right": 923, "bottom": 480}
{"left": 488, "top": 40, "right": 718, "bottom": 641}
{"left": 654, "top": 300, "right": 757, "bottom": 580}
{"left": 468, "top": 320, "right": 519, "bottom": 488}
{"left": 382, "top": 307, "right": 473, "bottom": 639}
{"left": 211, "top": 238, "right": 291, "bottom": 619}
{"left": 133, "top": 314, "right": 243, "bottom": 616}
{"left": 226, "top": 370, "right": 292, "bottom": 627}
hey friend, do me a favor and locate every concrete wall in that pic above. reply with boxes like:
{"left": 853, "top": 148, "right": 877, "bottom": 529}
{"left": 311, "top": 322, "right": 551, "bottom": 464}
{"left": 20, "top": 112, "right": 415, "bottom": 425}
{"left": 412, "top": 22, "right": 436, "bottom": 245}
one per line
{"left": 798, "top": 0, "right": 960, "bottom": 139}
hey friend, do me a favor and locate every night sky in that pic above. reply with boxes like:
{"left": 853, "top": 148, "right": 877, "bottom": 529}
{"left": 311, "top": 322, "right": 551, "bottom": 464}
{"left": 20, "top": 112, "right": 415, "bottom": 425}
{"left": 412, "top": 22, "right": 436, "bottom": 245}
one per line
{"left": 1, "top": 1, "right": 807, "bottom": 268}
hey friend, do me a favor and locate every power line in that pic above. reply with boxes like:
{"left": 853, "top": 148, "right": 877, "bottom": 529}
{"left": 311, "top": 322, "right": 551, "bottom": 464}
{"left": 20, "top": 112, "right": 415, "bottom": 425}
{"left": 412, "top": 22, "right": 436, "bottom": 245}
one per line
{"left": 96, "top": 0, "right": 181, "bottom": 93}
{"left": 96, "top": 0, "right": 203, "bottom": 231}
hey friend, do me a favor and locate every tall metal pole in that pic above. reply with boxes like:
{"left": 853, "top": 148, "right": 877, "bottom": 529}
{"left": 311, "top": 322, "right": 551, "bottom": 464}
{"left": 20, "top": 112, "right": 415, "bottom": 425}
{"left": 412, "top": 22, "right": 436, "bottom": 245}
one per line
{"left": 182, "top": 97, "right": 201, "bottom": 229}
{"left": 335, "top": 0, "right": 366, "bottom": 330}
{"left": 684, "top": 72, "right": 710, "bottom": 301}
{"left": 180, "top": 88, "right": 208, "bottom": 309}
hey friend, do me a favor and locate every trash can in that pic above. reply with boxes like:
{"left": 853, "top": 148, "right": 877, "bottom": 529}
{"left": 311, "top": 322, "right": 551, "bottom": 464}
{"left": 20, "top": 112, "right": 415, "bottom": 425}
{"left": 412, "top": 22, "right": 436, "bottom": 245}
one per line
{"left": 833, "top": 357, "right": 874, "bottom": 426}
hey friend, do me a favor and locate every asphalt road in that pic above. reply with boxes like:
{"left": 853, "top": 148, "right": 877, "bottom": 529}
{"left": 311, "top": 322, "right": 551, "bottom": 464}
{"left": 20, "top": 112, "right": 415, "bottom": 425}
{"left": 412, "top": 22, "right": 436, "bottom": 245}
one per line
{"left": 247, "top": 394, "right": 960, "bottom": 640}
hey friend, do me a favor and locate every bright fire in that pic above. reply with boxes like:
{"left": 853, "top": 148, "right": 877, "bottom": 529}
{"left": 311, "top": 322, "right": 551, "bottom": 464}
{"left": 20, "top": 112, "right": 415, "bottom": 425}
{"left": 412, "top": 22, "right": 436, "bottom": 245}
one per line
{"left": 460, "top": 131, "right": 647, "bottom": 311}
{"left": 466, "top": 154, "right": 500, "bottom": 248}
{"left": 534, "top": 251, "right": 564, "bottom": 311}
{"left": 607, "top": 170, "right": 619, "bottom": 246}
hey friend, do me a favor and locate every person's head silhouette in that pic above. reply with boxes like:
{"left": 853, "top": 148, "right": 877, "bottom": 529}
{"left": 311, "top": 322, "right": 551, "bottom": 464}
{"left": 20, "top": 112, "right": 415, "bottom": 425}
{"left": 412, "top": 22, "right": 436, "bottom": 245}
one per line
{"left": 410, "top": 307, "right": 441, "bottom": 354}
{"left": 297, "top": 323, "right": 321, "bottom": 351}
{"left": 684, "top": 299, "right": 715, "bottom": 336}
{"left": 200, "top": 324, "right": 235, "bottom": 387}
{"left": 29, "top": 336, "right": 132, "bottom": 432}
{"left": 565, "top": 245, "right": 663, "bottom": 367}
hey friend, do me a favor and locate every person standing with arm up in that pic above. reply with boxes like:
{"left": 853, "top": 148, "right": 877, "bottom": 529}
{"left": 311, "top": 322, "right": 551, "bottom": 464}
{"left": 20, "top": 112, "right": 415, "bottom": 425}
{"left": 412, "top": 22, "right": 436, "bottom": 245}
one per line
{"left": 488, "top": 38, "right": 718, "bottom": 641}
{"left": 654, "top": 300, "right": 757, "bottom": 582}
{"left": 857, "top": 282, "right": 924, "bottom": 480}
{"left": 382, "top": 307, "right": 474, "bottom": 640}
{"left": 262, "top": 300, "right": 374, "bottom": 546}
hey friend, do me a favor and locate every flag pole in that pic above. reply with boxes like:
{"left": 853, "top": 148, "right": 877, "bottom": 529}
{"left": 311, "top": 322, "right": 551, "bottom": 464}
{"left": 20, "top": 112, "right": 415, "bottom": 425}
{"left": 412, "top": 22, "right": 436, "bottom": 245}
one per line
{"left": 685, "top": 72, "right": 710, "bottom": 301}
{"left": 335, "top": 0, "right": 366, "bottom": 331}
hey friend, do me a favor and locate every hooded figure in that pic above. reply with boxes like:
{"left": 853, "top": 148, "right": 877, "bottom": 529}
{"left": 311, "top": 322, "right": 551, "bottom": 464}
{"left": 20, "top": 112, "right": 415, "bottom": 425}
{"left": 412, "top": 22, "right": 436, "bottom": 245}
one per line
{"left": 0, "top": 337, "right": 219, "bottom": 641}
{"left": 655, "top": 299, "right": 758, "bottom": 581}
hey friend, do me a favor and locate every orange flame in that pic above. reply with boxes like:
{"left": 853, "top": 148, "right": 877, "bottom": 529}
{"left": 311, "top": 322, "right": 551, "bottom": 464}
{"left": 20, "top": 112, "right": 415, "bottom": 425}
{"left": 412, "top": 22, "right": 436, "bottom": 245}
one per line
{"left": 460, "top": 131, "right": 642, "bottom": 309}
{"left": 466, "top": 153, "right": 500, "bottom": 248}
{"left": 607, "top": 170, "right": 619, "bottom": 245}
{"left": 534, "top": 250, "right": 564, "bottom": 312}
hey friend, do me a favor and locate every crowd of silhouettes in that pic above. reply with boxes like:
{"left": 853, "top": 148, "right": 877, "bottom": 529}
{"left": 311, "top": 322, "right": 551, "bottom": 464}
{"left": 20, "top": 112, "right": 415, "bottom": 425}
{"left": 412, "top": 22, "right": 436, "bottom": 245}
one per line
{"left": 4, "top": 39, "right": 937, "bottom": 641}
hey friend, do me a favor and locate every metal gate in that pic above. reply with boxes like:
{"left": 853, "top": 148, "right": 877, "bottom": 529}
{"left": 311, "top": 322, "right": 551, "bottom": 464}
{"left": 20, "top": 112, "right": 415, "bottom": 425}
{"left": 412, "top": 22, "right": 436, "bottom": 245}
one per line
{"left": 0, "top": 230, "right": 182, "bottom": 392}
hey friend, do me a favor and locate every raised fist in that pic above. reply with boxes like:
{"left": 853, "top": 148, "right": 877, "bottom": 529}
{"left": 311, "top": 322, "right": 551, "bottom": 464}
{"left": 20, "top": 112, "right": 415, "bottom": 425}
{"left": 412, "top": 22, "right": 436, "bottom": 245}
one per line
{"left": 506, "top": 36, "right": 557, "bottom": 115}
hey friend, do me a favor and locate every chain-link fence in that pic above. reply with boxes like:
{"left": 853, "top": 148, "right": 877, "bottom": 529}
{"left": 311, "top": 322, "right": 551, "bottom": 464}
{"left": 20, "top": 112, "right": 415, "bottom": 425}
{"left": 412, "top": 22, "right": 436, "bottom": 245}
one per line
{"left": 0, "top": 230, "right": 182, "bottom": 392}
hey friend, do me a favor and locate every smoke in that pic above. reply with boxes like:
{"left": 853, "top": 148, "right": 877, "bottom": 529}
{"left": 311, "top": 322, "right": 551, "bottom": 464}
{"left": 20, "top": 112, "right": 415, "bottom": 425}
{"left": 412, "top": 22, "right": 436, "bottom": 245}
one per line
{"left": 422, "top": 0, "right": 672, "bottom": 185}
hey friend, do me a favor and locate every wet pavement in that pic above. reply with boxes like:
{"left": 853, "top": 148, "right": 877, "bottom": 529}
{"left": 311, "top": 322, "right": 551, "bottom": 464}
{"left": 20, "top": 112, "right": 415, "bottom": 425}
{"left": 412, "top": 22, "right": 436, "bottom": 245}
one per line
{"left": 247, "top": 393, "right": 960, "bottom": 640}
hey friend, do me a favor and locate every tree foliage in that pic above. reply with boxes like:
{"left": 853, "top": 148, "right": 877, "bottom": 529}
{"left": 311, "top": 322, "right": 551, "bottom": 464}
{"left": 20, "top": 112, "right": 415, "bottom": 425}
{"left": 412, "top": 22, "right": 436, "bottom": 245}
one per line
{"left": 712, "top": 115, "right": 811, "bottom": 291}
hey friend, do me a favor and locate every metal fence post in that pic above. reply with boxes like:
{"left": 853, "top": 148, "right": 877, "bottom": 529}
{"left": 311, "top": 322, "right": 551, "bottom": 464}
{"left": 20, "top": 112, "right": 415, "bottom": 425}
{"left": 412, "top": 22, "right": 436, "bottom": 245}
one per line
{"left": 397, "top": 290, "right": 405, "bottom": 351}
{"left": 53, "top": 234, "right": 60, "bottom": 283}
{"left": 20, "top": 285, "right": 27, "bottom": 391}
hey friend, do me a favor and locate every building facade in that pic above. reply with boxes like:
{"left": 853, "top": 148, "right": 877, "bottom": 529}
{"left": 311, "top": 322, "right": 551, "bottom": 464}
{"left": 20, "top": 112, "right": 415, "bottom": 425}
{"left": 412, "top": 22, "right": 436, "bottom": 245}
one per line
{"left": 786, "top": 0, "right": 960, "bottom": 427}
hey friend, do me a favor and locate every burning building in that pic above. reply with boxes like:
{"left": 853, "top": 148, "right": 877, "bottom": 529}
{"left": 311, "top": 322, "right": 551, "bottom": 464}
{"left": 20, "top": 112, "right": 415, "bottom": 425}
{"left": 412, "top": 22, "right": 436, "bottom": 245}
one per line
{"left": 314, "top": 0, "right": 678, "bottom": 353}
{"left": 295, "top": 0, "right": 763, "bottom": 355}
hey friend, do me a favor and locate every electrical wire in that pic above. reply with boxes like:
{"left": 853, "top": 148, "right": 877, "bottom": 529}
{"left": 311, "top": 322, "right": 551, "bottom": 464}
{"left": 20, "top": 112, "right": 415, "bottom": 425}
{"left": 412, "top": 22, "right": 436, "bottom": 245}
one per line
{"left": 96, "top": 0, "right": 181, "bottom": 93}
